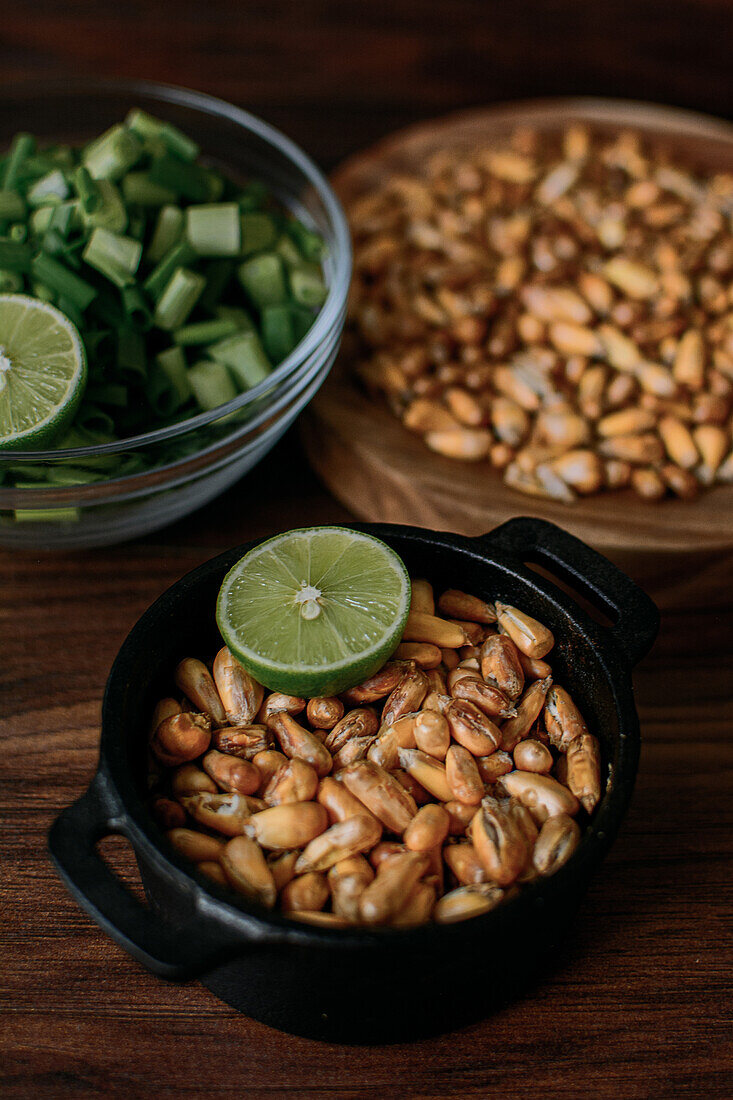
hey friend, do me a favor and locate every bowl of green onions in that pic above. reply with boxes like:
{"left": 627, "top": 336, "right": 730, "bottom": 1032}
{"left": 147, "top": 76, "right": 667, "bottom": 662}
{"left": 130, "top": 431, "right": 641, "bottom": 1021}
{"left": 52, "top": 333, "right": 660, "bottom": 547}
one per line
{"left": 0, "top": 79, "right": 351, "bottom": 548}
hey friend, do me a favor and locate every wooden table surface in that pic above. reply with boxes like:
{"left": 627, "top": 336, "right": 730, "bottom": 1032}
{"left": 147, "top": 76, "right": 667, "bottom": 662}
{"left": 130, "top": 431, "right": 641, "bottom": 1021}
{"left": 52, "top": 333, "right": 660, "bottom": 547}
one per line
{"left": 2, "top": 3, "right": 733, "bottom": 1097}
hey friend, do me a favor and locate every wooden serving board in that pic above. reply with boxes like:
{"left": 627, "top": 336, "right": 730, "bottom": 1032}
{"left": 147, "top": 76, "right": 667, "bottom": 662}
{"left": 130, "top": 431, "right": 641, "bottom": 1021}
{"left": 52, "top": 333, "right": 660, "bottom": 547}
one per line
{"left": 302, "top": 99, "right": 733, "bottom": 610}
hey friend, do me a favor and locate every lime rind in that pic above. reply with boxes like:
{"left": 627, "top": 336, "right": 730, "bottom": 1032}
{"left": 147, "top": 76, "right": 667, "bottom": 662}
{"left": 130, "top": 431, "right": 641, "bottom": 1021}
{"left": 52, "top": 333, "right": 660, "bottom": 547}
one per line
{"left": 0, "top": 293, "right": 87, "bottom": 451}
{"left": 216, "top": 527, "right": 411, "bottom": 696}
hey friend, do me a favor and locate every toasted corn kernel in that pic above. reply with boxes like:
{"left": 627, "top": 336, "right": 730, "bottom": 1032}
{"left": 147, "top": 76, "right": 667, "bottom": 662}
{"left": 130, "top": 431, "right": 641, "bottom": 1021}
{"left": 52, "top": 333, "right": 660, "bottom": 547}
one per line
{"left": 404, "top": 803, "right": 450, "bottom": 851}
{"left": 403, "top": 397, "right": 460, "bottom": 433}
{"left": 445, "top": 386, "right": 485, "bottom": 427}
{"left": 295, "top": 814, "right": 382, "bottom": 873}
{"left": 445, "top": 744, "right": 484, "bottom": 805}
{"left": 397, "top": 748, "right": 453, "bottom": 802}
{"left": 578, "top": 271, "right": 613, "bottom": 314}
{"left": 281, "top": 872, "right": 330, "bottom": 913}
{"left": 475, "top": 751, "right": 514, "bottom": 782}
{"left": 263, "top": 759, "right": 319, "bottom": 806}
{"left": 149, "top": 697, "right": 181, "bottom": 737}
{"left": 501, "top": 675, "right": 553, "bottom": 750}
{"left": 221, "top": 836, "right": 276, "bottom": 908}
{"left": 694, "top": 425, "right": 729, "bottom": 482}
{"left": 437, "top": 590, "right": 497, "bottom": 625}
{"left": 533, "top": 813, "right": 581, "bottom": 874}
{"left": 410, "top": 578, "right": 435, "bottom": 615}
{"left": 603, "top": 256, "right": 658, "bottom": 299}
{"left": 171, "top": 764, "right": 218, "bottom": 797}
{"left": 446, "top": 699, "right": 502, "bottom": 756}
{"left": 513, "top": 739, "right": 553, "bottom": 773}
{"left": 316, "top": 776, "right": 382, "bottom": 829}
{"left": 359, "top": 851, "right": 431, "bottom": 924}
{"left": 443, "top": 842, "right": 489, "bottom": 885}
{"left": 151, "top": 795, "right": 186, "bottom": 829}
{"left": 597, "top": 407, "right": 657, "bottom": 437}
{"left": 202, "top": 751, "right": 261, "bottom": 795}
{"left": 394, "top": 642, "right": 443, "bottom": 668}
{"left": 450, "top": 672, "right": 516, "bottom": 719}
{"left": 658, "top": 415, "right": 699, "bottom": 469}
{"left": 244, "top": 802, "right": 328, "bottom": 850}
{"left": 444, "top": 799, "right": 479, "bottom": 835}
{"left": 391, "top": 881, "right": 437, "bottom": 927}
{"left": 329, "top": 855, "right": 374, "bottom": 921}
{"left": 369, "top": 841, "right": 406, "bottom": 869}
{"left": 152, "top": 712, "right": 211, "bottom": 766}
{"left": 381, "top": 665, "right": 430, "bottom": 727}
{"left": 450, "top": 619, "right": 487, "bottom": 647}
{"left": 434, "top": 884, "right": 505, "bottom": 923}
{"left": 565, "top": 733, "right": 602, "bottom": 813}
{"left": 422, "top": 691, "right": 453, "bottom": 716}
{"left": 548, "top": 321, "right": 601, "bottom": 357}
{"left": 425, "top": 668, "right": 448, "bottom": 695}
{"left": 661, "top": 463, "right": 699, "bottom": 499}
{"left": 598, "top": 433, "right": 665, "bottom": 464}
{"left": 414, "top": 709, "right": 451, "bottom": 759}
{"left": 494, "top": 602, "right": 554, "bottom": 659}
{"left": 252, "top": 749, "right": 288, "bottom": 791}
{"left": 543, "top": 686, "right": 589, "bottom": 751}
{"left": 306, "top": 696, "right": 344, "bottom": 730}
{"left": 598, "top": 323, "right": 643, "bottom": 370}
{"left": 470, "top": 794, "right": 532, "bottom": 885}
{"left": 392, "top": 767, "right": 432, "bottom": 806}
{"left": 179, "top": 792, "right": 253, "bottom": 836}
{"left": 479, "top": 634, "right": 524, "bottom": 700}
{"left": 175, "top": 658, "right": 226, "bottom": 725}
{"left": 501, "top": 771, "right": 580, "bottom": 823}
{"left": 424, "top": 427, "right": 492, "bottom": 460}
{"left": 673, "top": 329, "right": 705, "bottom": 390}
{"left": 290, "top": 910, "right": 350, "bottom": 927}
{"left": 269, "top": 850, "right": 300, "bottom": 891}
{"left": 213, "top": 724, "right": 270, "bottom": 760}
{"left": 270, "top": 713, "right": 333, "bottom": 777}
{"left": 550, "top": 449, "right": 604, "bottom": 494}
{"left": 212, "top": 648, "right": 263, "bottom": 725}
{"left": 167, "top": 828, "right": 225, "bottom": 864}
{"left": 341, "top": 662, "right": 406, "bottom": 705}
{"left": 340, "top": 760, "right": 418, "bottom": 833}
{"left": 324, "top": 707, "right": 379, "bottom": 755}
{"left": 196, "top": 860, "right": 228, "bottom": 886}
{"left": 491, "top": 396, "right": 530, "bottom": 447}
{"left": 442, "top": 646, "right": 460, "bottom": 670}
{"left": 402, "top": 611, "right": 467, "bottom": 648}
{"left": 258, "top": 692, "right": 306, "bottom": 726}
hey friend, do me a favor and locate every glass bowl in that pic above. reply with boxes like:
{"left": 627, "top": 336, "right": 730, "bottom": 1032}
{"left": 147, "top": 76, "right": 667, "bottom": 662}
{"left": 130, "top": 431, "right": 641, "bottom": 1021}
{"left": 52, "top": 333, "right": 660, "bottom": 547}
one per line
{"left": 0, "top": 79, "right": 351, "bottom": 549}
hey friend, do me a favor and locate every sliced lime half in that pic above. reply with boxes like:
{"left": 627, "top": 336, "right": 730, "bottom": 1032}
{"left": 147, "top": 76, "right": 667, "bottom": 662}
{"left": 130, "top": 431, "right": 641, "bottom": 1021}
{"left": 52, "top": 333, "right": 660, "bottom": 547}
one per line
{"left": 216, "top": 526, "right": 411, "bottom": 697}
{"left": 0, "top": 294, "right": 87, "bottom": 451}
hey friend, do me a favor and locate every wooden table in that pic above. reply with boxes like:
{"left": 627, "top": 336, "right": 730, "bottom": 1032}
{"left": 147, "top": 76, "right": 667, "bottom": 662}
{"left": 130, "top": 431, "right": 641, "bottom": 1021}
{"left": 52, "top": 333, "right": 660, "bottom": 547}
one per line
{"left": 2, "top": 3, "right": 733, "bottom": 1096}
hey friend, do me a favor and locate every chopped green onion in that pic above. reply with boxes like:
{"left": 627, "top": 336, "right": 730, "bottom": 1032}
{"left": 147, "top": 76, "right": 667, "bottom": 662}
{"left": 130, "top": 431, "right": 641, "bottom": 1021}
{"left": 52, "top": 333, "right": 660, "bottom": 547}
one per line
{"left": 79, "top": 179, "right": 127, "bottom": 233}
{"left": 143, "top": 239, "right": 196, "bottom": 300}
{"left": 116, "top": 327, "right": 146, "bottom": 378}
{"left": 237, "top": 253, "right": 288, "bottom": 310}
{"left": 186, "top": 203, "right": 241, "bottom": 257}
{"left": 289, "top": 263, "right": 328, "bottom": 308}
{"left": 214, "top": 304, "right": 255, "bottom": 331}
{"left": 287, "top": 220, "right": 326, "bottom": 262}
{"left": 188, "top": 359, "right": 238, "bottom": 410}
{"left": 146, "top": 205, "right": 183, "bottom": 263}
{"left": 9, "top": 222, "right": 28, "bottom": 243}
{"left": 2, "top": 133, "right": 35, "bottom": 191}
{"left": 198, "top": 259, "right": 234, "bottom": 311}
{"left": 275, "top": 233, "right": 305, "bottom": 268}
{"left": 240, "top": 212, "right": 277, "bottom": 256}
{"left": 122, "top": 171, "right": 177, "bottom": 207}
{"left": 154, "top": 267, "right": 206, "bottom": 330}
{"left": 156, "top": 345, "right": 193, "bottom": 403}
{"left": 0, "top": 268, "right": 23, "bottom": 292}
{"left": 172, "top": 318, "right": 239, "bottom": 346}
{"left": 27, "top": 169, "right": 70, "bottom": 207}
{"left": 0, "top": 190, "right": 26, "bottom": 223}
{"left": 209, "top": 330, "right": 272, "bottom": 389}
{"left": 83, "top": 227, "right": 142, "bottom": 287}
{"left": 13, "top": 507, "right": 81, "bottom": 523}
{"left": 261, "top": 304, "right": 298, "bottom": 361}
{"left": 148, "top": 155, "right": 218, "bottom": 202}
{"left": 30, "top": 253, "right": 97, "bottom": 310}
{"left": 125, "top": 109, "right": 200, "bottom": 162}
{"left": 0, "top": 240, "right": 32, "bottom": 271}
{"left": 56, "top": 295, "right": 85, "bottom": 330}
{"left": 120, "top": 285, "right": 152, "bottom": 329}
{"left": 72, "top": 165, "right": 102, "bottom": 213}
{"left": 83, "top": 124, "right": 142, "bottom": 181}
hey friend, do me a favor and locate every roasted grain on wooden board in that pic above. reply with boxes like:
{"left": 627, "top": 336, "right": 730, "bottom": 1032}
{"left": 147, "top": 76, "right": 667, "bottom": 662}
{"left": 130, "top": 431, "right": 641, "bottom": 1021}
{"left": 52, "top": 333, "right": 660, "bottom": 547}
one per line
{"left": 346, "top": 125, "right": 733, "bottom": 501}
{"left": 149, "top": 578, "right": 601, "bottom": 927}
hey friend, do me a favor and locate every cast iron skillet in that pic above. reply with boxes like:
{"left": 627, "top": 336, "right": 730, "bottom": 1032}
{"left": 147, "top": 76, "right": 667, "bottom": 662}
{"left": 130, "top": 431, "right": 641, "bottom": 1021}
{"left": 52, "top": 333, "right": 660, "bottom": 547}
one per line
{"left": 49, "top": 518, "right": 658, "bottom": 1043}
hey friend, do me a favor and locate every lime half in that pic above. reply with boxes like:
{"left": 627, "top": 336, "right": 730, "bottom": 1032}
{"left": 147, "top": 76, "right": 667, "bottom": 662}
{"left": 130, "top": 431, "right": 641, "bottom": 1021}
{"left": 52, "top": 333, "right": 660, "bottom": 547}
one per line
{"left": 0, "top": 294, "right": 87, "bottom": 451}
{"left": 216, "top": 527, "right": 411, "bottom": 697}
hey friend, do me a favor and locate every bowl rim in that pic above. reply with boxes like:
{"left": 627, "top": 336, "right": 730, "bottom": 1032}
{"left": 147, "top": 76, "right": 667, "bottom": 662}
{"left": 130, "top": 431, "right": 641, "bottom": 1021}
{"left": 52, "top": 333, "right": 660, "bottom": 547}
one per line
{"left": 0, "top": 76, "right": 352, "bottom": 462}
{"left": 97, "top": 520, "right": 645, "bottom": 949}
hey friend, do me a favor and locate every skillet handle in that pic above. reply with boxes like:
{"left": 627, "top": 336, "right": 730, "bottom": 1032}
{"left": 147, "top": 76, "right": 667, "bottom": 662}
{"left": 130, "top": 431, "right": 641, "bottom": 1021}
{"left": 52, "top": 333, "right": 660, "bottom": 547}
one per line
{"left": 479, "top": 517, "right": 659, "bottom": 667}
{"left": 48, "top": 773, "right": 237, "bottom": 980}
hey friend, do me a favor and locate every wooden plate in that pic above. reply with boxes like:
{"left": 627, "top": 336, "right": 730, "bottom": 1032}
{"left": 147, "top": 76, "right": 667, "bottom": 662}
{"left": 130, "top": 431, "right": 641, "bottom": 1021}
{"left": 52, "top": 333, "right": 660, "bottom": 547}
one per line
{"left": 302, "top": 99, "right": 733, "bottom": 606}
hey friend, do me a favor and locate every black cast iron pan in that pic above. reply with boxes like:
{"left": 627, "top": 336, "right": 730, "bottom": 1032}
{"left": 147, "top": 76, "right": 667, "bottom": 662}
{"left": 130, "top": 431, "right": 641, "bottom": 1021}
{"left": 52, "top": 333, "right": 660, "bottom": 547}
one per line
{"left": 49, "top": 517, "right": 659, "bottom": 1042}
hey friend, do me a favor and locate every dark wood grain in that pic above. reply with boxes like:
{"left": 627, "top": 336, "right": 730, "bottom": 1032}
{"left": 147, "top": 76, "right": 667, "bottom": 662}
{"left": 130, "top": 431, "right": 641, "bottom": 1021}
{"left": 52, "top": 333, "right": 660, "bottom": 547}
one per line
{"left": 1, "top": 3, "right": 733, "bottom": 1096}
